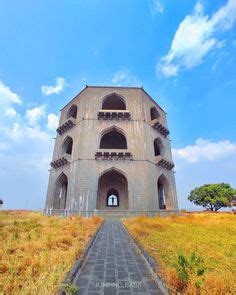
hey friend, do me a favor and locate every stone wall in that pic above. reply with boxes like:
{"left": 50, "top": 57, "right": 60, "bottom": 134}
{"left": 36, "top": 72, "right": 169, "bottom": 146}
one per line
{"left": 45, "top": 86, "right": 179, "bottom": 215}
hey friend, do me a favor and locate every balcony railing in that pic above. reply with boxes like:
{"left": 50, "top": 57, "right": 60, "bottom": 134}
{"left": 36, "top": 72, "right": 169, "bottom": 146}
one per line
{"left": 56, "top": 117, "right": 76, "bottom": 135}
{"left": 50, "top": 154, "right": 71, "bottom": 169}
{"left": 150, "top": 119, "right": 169, "bottom": 137}
{"left": 154, "top": 155, "right": 174, "bottom": 170}
{"left": 98, "top": 109, "right": 131, "bottom": 120}
{"left": 95, "top": 149, "right": 133, "bottom": 160}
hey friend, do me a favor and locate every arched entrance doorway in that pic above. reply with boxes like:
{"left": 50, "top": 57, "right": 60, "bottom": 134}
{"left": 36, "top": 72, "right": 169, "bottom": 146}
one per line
{"left": 97, "top": 169, "right": 128, "bottom": 209}
{"left": 157, "top": 174, "right": 172, "bottom": 210}
{"left": 53, "top": 173, "right": 68, "bottom": 209}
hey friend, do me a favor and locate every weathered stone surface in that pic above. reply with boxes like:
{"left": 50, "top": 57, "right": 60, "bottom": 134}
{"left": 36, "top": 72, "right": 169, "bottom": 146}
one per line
{"left": 45, "top": 86, "right": 179, "bottom": 216}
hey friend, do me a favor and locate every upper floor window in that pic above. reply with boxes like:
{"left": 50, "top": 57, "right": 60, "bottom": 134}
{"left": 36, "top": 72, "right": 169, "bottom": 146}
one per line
{"left": 66, "top": 105, "right": 77, "bottom": 119}
{"left": 61, "top": 136, "right": 73, "bottom": 155}
{"left": 100, "top": 127, "right": 127, "bottom": 149}
{"left": 150, "top": 107, "right": 160, "bottom": 121}
{"left": 102, "top": 93, "right": 126, "bottom": 110}
{"left": 154, "top": 138, "right": 164, "bottom": 156}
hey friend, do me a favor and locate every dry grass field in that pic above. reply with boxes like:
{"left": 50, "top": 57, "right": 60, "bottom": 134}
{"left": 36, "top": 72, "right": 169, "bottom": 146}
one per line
{"left": 0, "top": 211, "right": 102, "bottom": 294}
{"left": 123, "top": 213, "right": 236, "bottom": 295}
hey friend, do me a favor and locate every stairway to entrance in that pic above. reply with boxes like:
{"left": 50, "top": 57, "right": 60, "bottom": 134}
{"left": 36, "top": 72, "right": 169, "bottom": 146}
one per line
{"left": 73, "top": 220, "right": 165, "bottom": 294}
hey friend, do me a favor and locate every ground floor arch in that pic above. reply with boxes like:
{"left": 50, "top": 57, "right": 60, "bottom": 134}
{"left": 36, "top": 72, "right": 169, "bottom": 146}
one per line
{"left": 97, "top": 168, "right": 128, "bottom": 210}
{"left": 53, "top": 173, "right": 68, "bottom": 209}
{"left": 157, "top": 174, "right": 172, "bottom": 210}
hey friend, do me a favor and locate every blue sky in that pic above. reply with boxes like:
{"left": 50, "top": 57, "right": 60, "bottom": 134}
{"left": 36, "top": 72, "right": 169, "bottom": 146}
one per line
{"left": 0, "top": 0, "right": 236, "bottom": 210}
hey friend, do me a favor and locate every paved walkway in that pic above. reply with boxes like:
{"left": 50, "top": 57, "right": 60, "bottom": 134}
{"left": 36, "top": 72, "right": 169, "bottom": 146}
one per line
{"left": 73, "top": 220, "right": 164, "bottom": 294}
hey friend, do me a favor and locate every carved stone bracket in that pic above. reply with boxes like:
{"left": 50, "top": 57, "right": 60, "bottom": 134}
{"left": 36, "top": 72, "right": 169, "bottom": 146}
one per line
{"left": 57, "top": 117, "right": 76, "bottom": 135}
{"left": 95, "top": 151, "right": 133, "bottom": 160}
{"left": 150, "top": 119, "right": 169, "bottom": 137}
{"left": 155, "top": 155, "right": 174, "bottom": 170}
{"left": 50, "top": 154, "right": 71, "bottom": 169}
{"left": 98, "top": 110, "right": 131, "bottom": 120}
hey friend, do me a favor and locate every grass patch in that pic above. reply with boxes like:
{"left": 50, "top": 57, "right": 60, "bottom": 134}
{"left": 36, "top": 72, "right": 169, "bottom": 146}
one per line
{"left": 0, "top": 210, "right": 102, "bottom": 294}
{"left": 123, "top": 213, "right": 236, "bottom": 294}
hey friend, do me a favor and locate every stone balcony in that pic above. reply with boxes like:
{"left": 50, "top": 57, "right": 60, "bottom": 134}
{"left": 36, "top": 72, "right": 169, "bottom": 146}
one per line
{"left": 95, "top": 149, "right": 133, "bottom": 160}
{"left": 97, "top": 109, "right": 131, "bottom": 120}
{"left": 56, "top": 117, "right": 76, "bottom": 135}
{"left": 154, "top": 155, "right": 174, "bottom": 170}
{"left": 150, "top": 119, "right": 169, "bottom": 137}
{"left": 50, "top": 154, "right": 71, "bottom": 169}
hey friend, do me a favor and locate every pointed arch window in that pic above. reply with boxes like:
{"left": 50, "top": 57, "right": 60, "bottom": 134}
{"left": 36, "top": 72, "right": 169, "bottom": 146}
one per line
{"left": 61, "top": 136, "right": 73, "bottom": 155}
{"left": 66, "top": 105, "right": 77, "bottom": 119}
{"left": 102, "top": 93, "right": 126, "bottom": 110}
{"left": 150, "top": 107, "right": 160, "bottom": 121}
{"left": 154, "top": 138, "right": 164, "bottom": 156}
{"left": 100, "top": 128, "right": 127, "bottom": 149}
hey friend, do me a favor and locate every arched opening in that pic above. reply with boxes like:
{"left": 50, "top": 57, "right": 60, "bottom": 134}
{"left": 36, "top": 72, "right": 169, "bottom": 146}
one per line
{"left": 157, "top": 174, "right": 172, "bottom": 210}
{"left": 102, "top": 93, "right": 126, "bottom": 110}
{"left": 61, "top": 137, "right": 73, "bottom": 155}
{"left": 97, "top": 169, "right": 128, "bottom": 209}
{"left": 66, "top": 105, "right": 77, "bottom": 119}
{"left": 100, "top": 128, "right": 127, "bottom": 149}
{"left": 53, "top": 173, "right": 68, "bottom": 209}
{"left": 154, "top": 138, "right": 164, "bottom": 156}
{"left": 150, "top": 107, "right": 160, "bottom": 121}
{"left": 107, "top": 189, "right": 119, "bottom": 207}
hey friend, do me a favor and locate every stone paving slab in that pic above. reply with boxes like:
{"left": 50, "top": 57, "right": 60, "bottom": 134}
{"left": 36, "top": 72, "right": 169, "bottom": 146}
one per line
{"left": 73, "top": 220, "right": 164, "bottom": 294}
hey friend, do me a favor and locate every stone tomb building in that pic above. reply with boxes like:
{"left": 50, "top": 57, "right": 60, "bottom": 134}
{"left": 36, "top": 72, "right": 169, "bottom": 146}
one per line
{"left": 45, "top": 86, "right": 179, "bottom": 217}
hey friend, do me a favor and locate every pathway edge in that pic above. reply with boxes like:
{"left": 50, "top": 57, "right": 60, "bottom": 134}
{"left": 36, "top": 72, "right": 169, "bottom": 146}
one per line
{"left": 58, "top": 220, "right": 104, "bottom": 294}
{"left": 121, "top": 221, "right": 169, "bottom": 295}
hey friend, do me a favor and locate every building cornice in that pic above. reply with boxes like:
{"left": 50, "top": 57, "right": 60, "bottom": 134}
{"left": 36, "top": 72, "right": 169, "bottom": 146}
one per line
{"left": 60, "top": 85, "right": 166, "bottom": 114}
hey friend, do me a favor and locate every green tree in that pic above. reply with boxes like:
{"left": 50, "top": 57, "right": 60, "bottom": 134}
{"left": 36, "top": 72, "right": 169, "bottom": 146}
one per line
{"left": 188, "top": 183, "right": 235, "bottom": 211}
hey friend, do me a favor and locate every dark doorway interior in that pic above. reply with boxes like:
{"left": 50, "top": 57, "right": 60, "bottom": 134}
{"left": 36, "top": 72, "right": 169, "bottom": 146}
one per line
{"left": 53, "top": 174, "right": 68, "bottom": 209}
{"left": 102, "top": 94, "right": 126, "bottom": 110}
{"left": 150, "top": 107, "right": 159, "bottom": 120}
{"left": 100, "top": 130, "right": 127, "bottom": 149}
{"left": 67, "top": 105, "right": 77, "bottom": 119}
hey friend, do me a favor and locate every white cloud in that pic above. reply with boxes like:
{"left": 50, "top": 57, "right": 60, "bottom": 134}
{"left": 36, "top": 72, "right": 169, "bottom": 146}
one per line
{"left": 7, "top": 122, "right": 51, "bottom": 142}
{"left": 158, "top": 63, "right": 179, "bottom": 77}
{"left": 47, "top": 113, "right": 59, "bottom": 130}
{"left": 0, "top": 81, "right": 22, "bottom": 120}
{"left": 0, "top": 80, "right": 22, "bottom": 105}
{"left": 150, "top": 0, "right": 164, "bottom": 14}
{"left": 26, "top": 105, "right": 46, "bottom": 126}
{"left": 0, "top": 79, "right": 59, "bottom": 209}
{"left": 173, "top": 138, "right": 236, "bottom": 163}
{"left": 158, "top": 0, "right": 236, "bottom": 77}
{"left": 41, "top": 77, "right": 66, "bottom": 95}
{"left": 112, "top": 68, "right": 141, "bottom": 86}
{"left": 5, "top": 108, "right": 17, "bottom": 117}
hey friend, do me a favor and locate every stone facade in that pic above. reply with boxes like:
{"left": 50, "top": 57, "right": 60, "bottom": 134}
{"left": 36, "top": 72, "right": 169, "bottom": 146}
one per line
{"left": 44, "top": 86, "right": 179, "bottom": 217}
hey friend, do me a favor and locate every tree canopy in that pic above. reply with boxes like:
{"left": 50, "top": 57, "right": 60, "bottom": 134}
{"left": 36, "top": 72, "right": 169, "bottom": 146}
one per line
{"left": 188, "top": 183, "right": 236, "bottom": 211}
